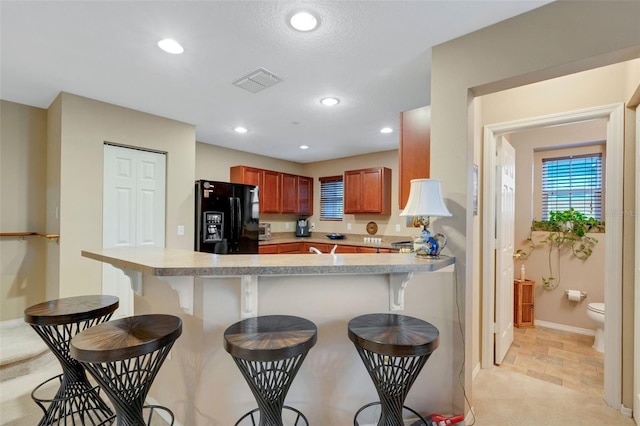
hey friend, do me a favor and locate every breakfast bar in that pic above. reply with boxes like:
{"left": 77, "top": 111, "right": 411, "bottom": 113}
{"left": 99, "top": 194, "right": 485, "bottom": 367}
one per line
{"left": 82, "top": 247, "right": 458, "bottom": 425}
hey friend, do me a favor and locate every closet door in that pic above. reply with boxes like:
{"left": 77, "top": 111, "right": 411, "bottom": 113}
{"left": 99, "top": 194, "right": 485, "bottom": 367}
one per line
{"left": 103, "top": 144, "right": 166, "bottom": 318}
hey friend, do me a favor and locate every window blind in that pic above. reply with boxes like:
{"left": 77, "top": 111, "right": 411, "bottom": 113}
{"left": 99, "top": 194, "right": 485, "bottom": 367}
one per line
{"left": 541, "top": 153, "right": 602, "bottom": 220}
{"left": 319, "top": 176, "right": 343, "bottom": 221}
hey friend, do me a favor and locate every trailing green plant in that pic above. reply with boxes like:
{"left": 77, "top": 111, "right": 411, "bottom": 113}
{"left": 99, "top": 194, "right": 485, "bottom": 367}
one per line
{"left": 515, "top": 208, "right": 603, "bottom": 290}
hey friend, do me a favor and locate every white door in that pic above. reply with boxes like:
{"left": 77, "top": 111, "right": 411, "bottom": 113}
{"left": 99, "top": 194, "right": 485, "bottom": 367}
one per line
{"left": 103, "top": 144, "right": 166, "bottom": 318}
{"left": 495, "top": 136, "right": 516, "bottom": 364}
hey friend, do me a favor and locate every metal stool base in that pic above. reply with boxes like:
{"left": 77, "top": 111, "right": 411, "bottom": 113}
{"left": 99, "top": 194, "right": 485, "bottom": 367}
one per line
{"left": 353, "top": 401, "right": 428, "bottom": 426}
{"left": 31, "top": 373, "right": 113, "bottom": 425}
{"left": 236, "top": 405, "right": 309, "bottom": 426}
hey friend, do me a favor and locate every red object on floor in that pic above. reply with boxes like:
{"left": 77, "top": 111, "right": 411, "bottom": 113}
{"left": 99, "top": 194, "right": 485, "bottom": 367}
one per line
{"left": 425, "top": 414, "right": 465, "bottom": 426}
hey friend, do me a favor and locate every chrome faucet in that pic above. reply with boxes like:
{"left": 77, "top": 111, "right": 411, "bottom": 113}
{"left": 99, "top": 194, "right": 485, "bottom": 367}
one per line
{"left": 309, "top": 247, "right": 322, "bottom": 254}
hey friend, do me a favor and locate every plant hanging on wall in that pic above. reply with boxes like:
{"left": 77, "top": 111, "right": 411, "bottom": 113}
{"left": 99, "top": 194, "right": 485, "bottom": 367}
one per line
{"left": 515, "top": 208, "right": 604, "bottom": 290}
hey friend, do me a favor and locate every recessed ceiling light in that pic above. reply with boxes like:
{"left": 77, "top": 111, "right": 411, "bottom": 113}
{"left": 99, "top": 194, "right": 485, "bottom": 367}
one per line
{"left": 157, "top": 39, "right": 184, "bottom": 54}
{"left": 299, "top": 145, "right": 309, "bottom": 150}
{"left": 234, "top": 127, "right": 248, "bottom": 134}
{"left": 320, "top": 97, "right": 340, "bottom": 106}
{"left": 289, "top": 11, "right": 319, "bottom": 31}
{"left": 380, "top": 127, "right": 393, "bottom": 134}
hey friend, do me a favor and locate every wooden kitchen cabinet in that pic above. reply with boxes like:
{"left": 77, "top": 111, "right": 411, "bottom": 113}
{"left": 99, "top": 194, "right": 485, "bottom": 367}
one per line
{"left": 356, "top": 246, "right": 390, "bottom": 253}
{"left": 399, "top": 106, "right": 430, "bottom": 209}
{"left": 297, "top": 176, "right": 313, "bottom": 216}
{"left": 303, "top": 242, "right": 330, "bottom": 254}
{"left": 258, "top": 245, "right": 279, "bottom": 254}
{"left": 514, "top": 280, "right": 535, "bottom": 328}
{"left": 230, "top": 165, "right": 313, "bottom": 215}
{"left": 277, "top": 242, "right": 304, "bottom": 254}
{"left": 344, "top": 167, "right": 391, "bottom": 215}
{"left": 280, "top": 173, "right": 298, "bottom": 214}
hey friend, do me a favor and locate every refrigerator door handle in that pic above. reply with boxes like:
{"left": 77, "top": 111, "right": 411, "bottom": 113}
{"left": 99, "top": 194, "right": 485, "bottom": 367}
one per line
{"left": 234, "top": 197, "right": 242, "bottom": 241}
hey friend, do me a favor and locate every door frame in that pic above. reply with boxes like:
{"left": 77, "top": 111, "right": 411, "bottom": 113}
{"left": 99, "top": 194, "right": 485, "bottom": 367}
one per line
{"left": 481, "top": 103, "right": 624, "bottom": 409}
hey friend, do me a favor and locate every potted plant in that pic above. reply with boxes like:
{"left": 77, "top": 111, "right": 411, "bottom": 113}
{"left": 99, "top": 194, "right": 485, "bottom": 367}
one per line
{"left": 515, "top": 208, "right": 604, "bottom": 290}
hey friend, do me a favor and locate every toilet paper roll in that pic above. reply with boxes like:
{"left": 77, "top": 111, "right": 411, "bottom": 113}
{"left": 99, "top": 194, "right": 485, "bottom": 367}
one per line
{"left": 567, "top": 290, "right": 582, "bottom": 302}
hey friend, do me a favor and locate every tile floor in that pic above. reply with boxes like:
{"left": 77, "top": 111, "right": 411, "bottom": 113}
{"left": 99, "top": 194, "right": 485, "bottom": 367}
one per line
{"left": 499, "top": 326, "right": 604, "bottom": 397}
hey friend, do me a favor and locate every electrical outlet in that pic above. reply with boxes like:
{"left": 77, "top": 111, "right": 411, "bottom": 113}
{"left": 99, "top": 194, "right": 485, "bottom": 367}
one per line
{"left": 395, "top": 224, "right": 401, "bottom": 232}
{"left": 311, "top": 222, "right": 315, "bottom": 228}
{"left": 285, "top": 223, "right": 290, "bottom": 229}
{"left": 177, "top": 225, "right": 184, "bottom": 236}
{"left": 347, "top": 223, "right": 352, "bottom": 231}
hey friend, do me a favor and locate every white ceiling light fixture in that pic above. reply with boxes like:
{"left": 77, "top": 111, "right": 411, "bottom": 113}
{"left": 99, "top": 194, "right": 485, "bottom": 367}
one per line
{"left": 299, "top": 145, "right": 309, "bottom": 150}
{"left": 320, "top": 97, "right": 340, "bottom": 106}
{"left": 234, "top": 127, "right": 248, "bottom": 134}
{"left": 380, "top": 127, "right": 393, "bottom": 134}
{"left": 157, "top": 39, "right": 184, "bottom": 54}
{"left": 289, "top": 11, "right": 319, "bottom": 32}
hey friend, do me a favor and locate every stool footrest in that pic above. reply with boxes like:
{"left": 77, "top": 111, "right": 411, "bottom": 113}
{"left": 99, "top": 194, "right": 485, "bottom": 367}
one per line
{"left": 353, "top": 401, "right": 428, "bottom": 426}
{"left": 236, "top": 405, "right": 309, "bottom": 426}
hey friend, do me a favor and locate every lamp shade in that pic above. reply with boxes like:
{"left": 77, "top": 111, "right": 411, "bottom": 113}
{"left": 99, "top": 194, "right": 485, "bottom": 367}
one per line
{"left": 400, "top": 179, "right": 452, "bottom": 217}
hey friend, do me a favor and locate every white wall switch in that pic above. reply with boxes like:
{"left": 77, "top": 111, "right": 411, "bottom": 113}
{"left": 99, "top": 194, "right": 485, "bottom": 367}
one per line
{"left": 395, "top": 224, "right": 401, "bottom": 232}
{"left": 285, "top": 223, "right": 290, "bottom": 229}
{"left": 347, "top": 223, "right": 352, "bottom": 231}
{"left": 177, "top": 225, "right": 184, "bottom": 236}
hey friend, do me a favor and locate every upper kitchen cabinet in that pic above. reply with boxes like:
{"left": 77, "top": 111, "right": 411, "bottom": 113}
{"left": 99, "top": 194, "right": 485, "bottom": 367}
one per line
{"left": 399, "top": 106, "right": 430, "bottom": 209}
{"left": 230, "top": 165, "right": 313, "bottom": 215}
{"left": 343, "top": 167, "right": 391, "bottom": 215}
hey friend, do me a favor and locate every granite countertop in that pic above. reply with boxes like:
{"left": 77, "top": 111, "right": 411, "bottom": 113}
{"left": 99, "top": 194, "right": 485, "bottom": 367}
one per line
{"left": 82, "top": 246, "right": 454, "bottom": 277}
{"left": 260, "top": 232, "right": 413, "bottom": 251}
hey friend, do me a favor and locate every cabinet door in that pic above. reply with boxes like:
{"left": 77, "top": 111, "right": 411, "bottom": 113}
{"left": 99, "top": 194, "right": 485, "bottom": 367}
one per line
{"left": 333, "top": 245, "right": 358, "bottom": 253}
{"left": 361, "top": 168, "right": 383, "bottom": 213}
{"left": 297, "top": 176, "right": 313, "bottom": 215}
{"left": 399, "top": 106, "right": 430, "bottom": 209}
{"left": 277, "top": 242, "right": 303, "bottom": 254}
{"left": 230, "top": 166, "right": 261, "bottom": 187}
{"left": 281, "top": 173, "right": 298, "bottom": 213}
{"left": 262, "top": 170, "right": 281, "bottom": 213}
{"left": 259, "top": 245, "right": 278, "bottom": 254}
{"left": 343, "top": 170, "right": 362, "bottom": 213}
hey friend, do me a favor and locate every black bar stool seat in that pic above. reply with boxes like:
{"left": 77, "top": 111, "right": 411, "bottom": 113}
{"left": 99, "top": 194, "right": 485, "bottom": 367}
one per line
{"left": 24, "top": 295, "right": 119, "bottom": 425}
{"left": 70, "top": 314, "right": 182, "bottom": 426}
{"left": 224, "top": 315, "right": 317, "bottom": 426}
{"left": 348, "top": 313, "right": 440, "bottom": 426}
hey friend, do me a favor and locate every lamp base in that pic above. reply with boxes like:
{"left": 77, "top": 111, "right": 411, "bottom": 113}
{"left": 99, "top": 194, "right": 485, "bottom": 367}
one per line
{"left": 412, "top": 226, "right": 447, "bottom": 258}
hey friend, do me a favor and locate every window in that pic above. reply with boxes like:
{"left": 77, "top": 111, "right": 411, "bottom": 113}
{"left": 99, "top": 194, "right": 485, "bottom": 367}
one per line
{"left": 319, "top": 176, "right": 343, "bottom": 221}
{"left": 541, "top": 153, "right": 602, "bottom": 220}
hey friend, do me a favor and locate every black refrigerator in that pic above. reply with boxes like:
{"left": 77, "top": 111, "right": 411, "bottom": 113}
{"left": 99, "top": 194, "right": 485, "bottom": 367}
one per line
{"left": 195, "top": 180, "right": 259, "bottom": 254}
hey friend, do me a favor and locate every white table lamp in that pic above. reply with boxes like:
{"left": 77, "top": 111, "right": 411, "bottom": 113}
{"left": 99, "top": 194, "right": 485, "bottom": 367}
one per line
{"left": 400, "top": 179, "right": 452, "bottom": 257}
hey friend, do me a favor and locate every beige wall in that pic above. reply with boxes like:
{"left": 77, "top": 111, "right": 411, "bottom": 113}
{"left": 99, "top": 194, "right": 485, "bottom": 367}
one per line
{"left": 432, "top": 0, "right": 639, "bottom": 411}
{"left": 53, "top": 93, "right": 196, "bottom": 297}
{"left": 0, "top": 101, "right": 48, "bottom": 321}
{"left": 508, "top": 121, "right": 607, "bottom": 330}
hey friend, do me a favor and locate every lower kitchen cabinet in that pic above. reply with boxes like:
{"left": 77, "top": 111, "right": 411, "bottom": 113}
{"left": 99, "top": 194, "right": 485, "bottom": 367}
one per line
{"left": 258, "top": 245, "right": 279, "bottom": 254}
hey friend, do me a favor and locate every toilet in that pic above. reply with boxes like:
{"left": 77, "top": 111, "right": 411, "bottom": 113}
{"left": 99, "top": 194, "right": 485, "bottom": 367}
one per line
{"left": 587, "top": 302, "right": 605, "bottom": 353}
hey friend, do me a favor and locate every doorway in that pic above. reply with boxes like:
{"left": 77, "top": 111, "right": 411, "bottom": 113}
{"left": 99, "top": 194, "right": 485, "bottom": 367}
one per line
{"left": 102, "top": 143, "right": 167, "bottom": 318}
{"left": 481, "top": 103, "right": 624, "bottom": 408}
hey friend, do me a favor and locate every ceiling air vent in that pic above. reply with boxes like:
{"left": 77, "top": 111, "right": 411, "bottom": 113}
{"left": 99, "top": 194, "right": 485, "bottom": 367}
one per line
{"left": 232, "top": 67, "right": 282, "bottom": 93}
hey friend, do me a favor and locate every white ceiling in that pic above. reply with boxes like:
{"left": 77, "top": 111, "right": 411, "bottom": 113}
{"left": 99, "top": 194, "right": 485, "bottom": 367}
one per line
{"left": 1, "top": 1, "right": 551, "bottom": 163}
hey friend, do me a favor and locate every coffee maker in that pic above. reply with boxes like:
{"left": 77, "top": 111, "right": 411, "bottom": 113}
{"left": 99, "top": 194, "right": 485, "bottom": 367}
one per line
{"left": 295, "top": 218, "right": 311, "bottom": 237}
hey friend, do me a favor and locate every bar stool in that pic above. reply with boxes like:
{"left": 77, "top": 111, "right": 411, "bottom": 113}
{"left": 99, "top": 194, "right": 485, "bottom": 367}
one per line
{"left": 348, "top": 313, "right": 440, "bottom": 426}
{"left": 70, "top": 314, "right": 182, "bottom": 425}
{"left": 24, "top": 295, "right": 119, "bottom": 425}
{"left": 223, "top": 315, "right": 317, "bottom": 426}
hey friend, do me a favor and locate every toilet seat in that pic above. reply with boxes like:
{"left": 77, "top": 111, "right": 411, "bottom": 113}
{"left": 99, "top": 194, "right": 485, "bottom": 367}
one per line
{"left": 588, "top": 302, "right": 605, "bottom": 315}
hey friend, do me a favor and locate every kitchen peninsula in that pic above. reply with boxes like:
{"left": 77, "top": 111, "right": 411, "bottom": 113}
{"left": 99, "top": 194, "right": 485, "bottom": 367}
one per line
{"left": 82, "top": 247, "right": 458, "bottom": 425}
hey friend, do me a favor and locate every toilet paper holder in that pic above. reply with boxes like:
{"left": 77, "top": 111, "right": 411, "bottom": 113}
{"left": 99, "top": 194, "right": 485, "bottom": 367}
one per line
{"left": 565, "top": 290, "right": 587, "bottom": 299}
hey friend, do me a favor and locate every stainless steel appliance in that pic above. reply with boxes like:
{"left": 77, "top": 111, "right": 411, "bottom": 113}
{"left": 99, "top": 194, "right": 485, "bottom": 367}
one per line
{"left": 295, "top": 218, "right": 311, "bottom": 237}
{"left": 258, "top": 223, "right": 271, "bottom": 241}
{"left": 195, "top": 180, "right": 259, "bottom": 254}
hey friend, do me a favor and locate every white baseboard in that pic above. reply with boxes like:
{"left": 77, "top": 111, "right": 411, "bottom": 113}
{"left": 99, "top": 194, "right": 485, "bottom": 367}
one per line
{"left": 534, "top": 320, "right": 595, "bottom": 336}
{"left": 620, "top": 404, "right": 632, "bottom": 418}
{"left": 472, "top": 362, "right": 481, "bottom": 380}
